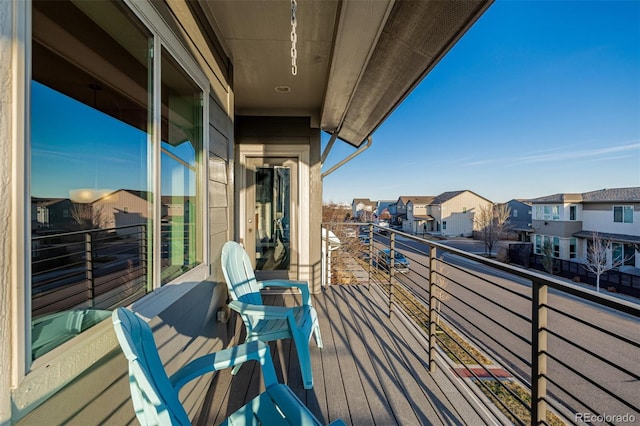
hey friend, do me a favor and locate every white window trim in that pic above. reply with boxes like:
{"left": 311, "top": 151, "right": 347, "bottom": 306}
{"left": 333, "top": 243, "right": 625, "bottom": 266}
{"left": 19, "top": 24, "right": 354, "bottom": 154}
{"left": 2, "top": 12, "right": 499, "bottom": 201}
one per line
{"left": 12, "top": 0, "right": 31, "bottom": 389}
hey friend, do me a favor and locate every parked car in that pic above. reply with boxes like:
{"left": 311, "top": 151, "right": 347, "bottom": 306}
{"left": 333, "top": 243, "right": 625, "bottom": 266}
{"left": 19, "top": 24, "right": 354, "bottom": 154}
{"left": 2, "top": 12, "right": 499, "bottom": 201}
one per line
{"left": 376, "top": 249, "right": 410, "bottom": 273}
{"left": 374, "top": 221, "right": 389, "bottom": 235}
{"left": 343, "top": 227, "right": 357, "bottom": 238}
{"left": 358, "top": 233, "right": 371, "bottom": 246}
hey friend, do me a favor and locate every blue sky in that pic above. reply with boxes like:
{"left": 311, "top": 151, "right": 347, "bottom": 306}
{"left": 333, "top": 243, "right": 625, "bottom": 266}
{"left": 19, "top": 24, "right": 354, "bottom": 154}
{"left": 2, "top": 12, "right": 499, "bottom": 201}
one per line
{"left": 321, "top": 0, "right": 640, "bottom": 204}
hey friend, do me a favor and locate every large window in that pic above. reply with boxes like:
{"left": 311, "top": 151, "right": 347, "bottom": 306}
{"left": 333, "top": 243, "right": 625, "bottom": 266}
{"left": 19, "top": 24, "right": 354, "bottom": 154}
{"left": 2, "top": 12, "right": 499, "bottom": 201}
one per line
{"left": 30, "top": 0, "right": 203, "bottom": 359}
{"left": 613, "top": 205, "right": 633, "bottom": 223}
{"left": 535, "top": 205, "right": 561, "bottom": 220}
{"left": 613, "top": 243, "right": 636, "bottom": 266}
{"left": 160, "top": 49, "right": 203, "bottom": 284}
{"left": 569, "top": 238, "right": 577, "bottom": 259}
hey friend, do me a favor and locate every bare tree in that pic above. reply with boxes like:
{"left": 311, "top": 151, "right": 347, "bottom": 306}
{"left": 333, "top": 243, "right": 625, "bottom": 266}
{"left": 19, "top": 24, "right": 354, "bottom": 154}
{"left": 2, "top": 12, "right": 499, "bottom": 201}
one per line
{"left": 71, "top": 203, "right": 107, "bottom": 229}
{"left": 475, "top": 203, "right": 511, "bottom": 257}
{"left": 583, "top": 232, "right": 623, "bottom": 292}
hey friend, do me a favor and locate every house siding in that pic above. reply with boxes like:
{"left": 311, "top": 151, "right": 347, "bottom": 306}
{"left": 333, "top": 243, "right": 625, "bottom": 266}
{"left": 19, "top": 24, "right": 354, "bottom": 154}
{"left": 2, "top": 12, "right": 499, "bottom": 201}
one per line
{"left": 532, "top": 220, "right": 583, "bottom": 239}
{"left": 582, "top": 203, "right": 640, "bottom": 236}
{"left": 440, "top": 191, "right": 492, "bottom": 237}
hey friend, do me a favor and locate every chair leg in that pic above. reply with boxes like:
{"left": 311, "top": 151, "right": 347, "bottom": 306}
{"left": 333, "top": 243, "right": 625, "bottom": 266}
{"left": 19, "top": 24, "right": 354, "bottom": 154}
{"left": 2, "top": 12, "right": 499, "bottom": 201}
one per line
{"left": 294, "top": 332, "right": 314, "bottom": 390}
{"left": 313, "top": 322, "right": 323, "bottom": 349}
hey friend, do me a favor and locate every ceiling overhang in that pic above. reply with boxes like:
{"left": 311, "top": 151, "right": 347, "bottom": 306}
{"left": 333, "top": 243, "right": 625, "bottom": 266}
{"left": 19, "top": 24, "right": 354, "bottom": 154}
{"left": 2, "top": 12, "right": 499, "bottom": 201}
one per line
{"left": 198, "top": 0, "right": 493, "bottom": 147}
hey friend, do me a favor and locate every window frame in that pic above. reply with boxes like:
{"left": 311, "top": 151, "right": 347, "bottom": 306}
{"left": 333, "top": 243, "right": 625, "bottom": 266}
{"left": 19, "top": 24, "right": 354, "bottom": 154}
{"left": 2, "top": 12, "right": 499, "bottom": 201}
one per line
{"left": 613, "top": 205, "right": 633, "bottom": 224}
{"left": 22, "top": 0, "right": 210, "bottom": 380}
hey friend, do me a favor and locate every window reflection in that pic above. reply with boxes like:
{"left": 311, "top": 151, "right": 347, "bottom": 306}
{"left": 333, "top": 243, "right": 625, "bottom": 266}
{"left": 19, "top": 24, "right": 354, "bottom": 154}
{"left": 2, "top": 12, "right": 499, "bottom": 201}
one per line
{"left": 255, "top": 166, "right": 291, "bottom": 271}
{"left": 30, "top": 0, "right": 153, "bottom": 359}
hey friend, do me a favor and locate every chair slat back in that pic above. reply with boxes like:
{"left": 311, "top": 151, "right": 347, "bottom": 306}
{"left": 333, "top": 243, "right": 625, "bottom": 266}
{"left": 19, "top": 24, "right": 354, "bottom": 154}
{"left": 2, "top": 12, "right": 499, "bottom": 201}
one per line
{"left": 221, "top": 241, "right": 263, "bottom": 305}
{"left": 112, "top": 308, "right": 190, "bottom": 426}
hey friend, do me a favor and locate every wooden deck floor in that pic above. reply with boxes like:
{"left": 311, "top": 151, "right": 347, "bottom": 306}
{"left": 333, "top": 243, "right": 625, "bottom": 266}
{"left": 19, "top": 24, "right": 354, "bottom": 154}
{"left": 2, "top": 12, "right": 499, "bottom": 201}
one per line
{"left": 194, "top": 284, "right": 489, "bottom": 426}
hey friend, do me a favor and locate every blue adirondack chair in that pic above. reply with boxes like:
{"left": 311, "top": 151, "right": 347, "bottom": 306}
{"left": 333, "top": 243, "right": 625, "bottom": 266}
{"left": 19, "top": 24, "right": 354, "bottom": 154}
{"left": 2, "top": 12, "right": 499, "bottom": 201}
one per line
{"left": 221, "top": 241, "right": 323, "bottom": 390}
{"left": 112, "top": 307, "right": 344, "bottom": 426}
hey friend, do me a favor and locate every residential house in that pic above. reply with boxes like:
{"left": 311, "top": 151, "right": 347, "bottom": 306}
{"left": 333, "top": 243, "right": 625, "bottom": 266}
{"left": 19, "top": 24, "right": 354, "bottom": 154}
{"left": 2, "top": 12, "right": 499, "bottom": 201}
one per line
{"left": 504, "top": 199, "right": 533, "bottom": 241}
{"left": 1, "top": 0, "right": 490, "bottom": 423}
{"left": 352, "top": 198, "right": 377, "bottom": 222}
{"left": 394, "top": 196, "right": 423, "bottom": 228}
{"left": 427, "top": 190, "right": 493, "bottom": 237}
{"left": 31, "top": 198, "right": 75, "bottom": 231}
{"left": 92, "top": 189, "right": 152, "bottom": 236}
{"left": 375, "top": 200, "right": 396, "bottom": 222}
{"left": 530, "top": 187, "right": 640, "bottom": 268}
{"left": 403, "top": 196, "right": 435, "bottom": 234}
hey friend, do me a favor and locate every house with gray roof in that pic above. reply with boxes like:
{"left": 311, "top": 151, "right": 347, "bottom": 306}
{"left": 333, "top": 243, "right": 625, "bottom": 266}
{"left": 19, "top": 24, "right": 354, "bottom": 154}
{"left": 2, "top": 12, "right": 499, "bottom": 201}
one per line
{"left": 403, "top": 196, "right": 435, "bottom": 234}
{"left": 351, "top": 198, "right": 377, "bottom": 222}
{"left": 427, "top": 190, "right": 493, "bottom": 237}
{"left": 530, "top": 187, "right": 640, "bottom": 268}
{"left": 504, "top": 199, "right": 533, "bottom": 241}
{"left": 398, "top": 190, "right": 492, "bottom": 237}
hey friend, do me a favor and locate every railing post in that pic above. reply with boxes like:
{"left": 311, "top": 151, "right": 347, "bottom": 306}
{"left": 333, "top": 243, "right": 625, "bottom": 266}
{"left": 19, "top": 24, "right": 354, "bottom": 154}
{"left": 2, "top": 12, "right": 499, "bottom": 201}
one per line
{"left": 368, "top": 224, "right": 373, "bottom": 291}
{"left": 531, "top": 278, "right": 548, "bottom": 425}
{"left": 389, "top": 232, "right": 395, "bottom": 316}
{"left": 428, "top": 245, "right": 437, "bottom": 373}
{"left": 323, "top": 224, "right": 329, "bottom": 288}
{"left": 85, "top": 231, "right": 95, "bottom": 307}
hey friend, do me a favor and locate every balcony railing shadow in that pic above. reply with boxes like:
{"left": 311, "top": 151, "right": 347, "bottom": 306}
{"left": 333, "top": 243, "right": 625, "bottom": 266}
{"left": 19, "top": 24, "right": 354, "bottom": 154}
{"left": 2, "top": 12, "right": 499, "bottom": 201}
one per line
{"left": 323, "top": 222, "right": 640, "bottom": 426}
{"left": 20, "top": 224, "right": 639, "bottom": 425}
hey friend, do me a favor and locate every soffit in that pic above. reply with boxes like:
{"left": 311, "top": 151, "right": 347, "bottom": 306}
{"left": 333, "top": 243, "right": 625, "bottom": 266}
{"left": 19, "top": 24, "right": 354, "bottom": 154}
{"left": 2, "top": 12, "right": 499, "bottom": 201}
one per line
{"left": 198, "top": 0, "right": 492, "bottom": 147}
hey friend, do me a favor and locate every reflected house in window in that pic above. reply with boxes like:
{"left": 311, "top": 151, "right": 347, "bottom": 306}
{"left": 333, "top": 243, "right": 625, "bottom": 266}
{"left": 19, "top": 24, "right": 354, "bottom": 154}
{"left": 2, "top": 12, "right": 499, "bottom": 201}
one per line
{"left": 92, "top": 189, "right": 152, "bottom": 236}
{"left": 32, "top": 198, "right": 75, "bottom": 231}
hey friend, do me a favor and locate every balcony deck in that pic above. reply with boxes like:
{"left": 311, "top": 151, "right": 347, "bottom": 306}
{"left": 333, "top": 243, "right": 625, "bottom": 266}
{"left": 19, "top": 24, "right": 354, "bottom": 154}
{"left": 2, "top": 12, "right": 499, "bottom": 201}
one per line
{"left": 17, "top": 282, "right": 491, "bottom": 426}
{"left": 193, "top": 284, "right": 488, "bottom": 425}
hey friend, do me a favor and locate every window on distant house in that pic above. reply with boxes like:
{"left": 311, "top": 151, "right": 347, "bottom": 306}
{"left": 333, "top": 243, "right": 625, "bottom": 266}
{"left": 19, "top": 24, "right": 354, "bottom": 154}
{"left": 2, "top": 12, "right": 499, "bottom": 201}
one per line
{"left": 462, "top": 207, "right": 467, "bottom": 213}
{"left": 442, "top": 221, "right": 447, "bottom": 230}
{"left": 613, "top": 243, "right": 635, "bottom": 266}
{"left": 534, "top": 235, "right": 541, "bottom": 254}
{"left": 569, "top": 238, "right": 577, "bottom": 259}
{"left": 613, "top": 206, "right": 633, "bottom": 223}
{"left": 569, "top": 205, "right": 577, "bottom": 221}
{"left": 553, "top": 237, "right": 560, "bottom": 258}
{"left": 513, "top": 209, "right": 518, "bottom": 218}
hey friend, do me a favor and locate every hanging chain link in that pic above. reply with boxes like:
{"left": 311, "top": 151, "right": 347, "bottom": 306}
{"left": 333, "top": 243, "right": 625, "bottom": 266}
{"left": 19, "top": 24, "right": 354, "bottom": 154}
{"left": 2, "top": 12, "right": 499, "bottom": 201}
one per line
{"left": 290, "top": 0, "right": 298, "bottom": 76}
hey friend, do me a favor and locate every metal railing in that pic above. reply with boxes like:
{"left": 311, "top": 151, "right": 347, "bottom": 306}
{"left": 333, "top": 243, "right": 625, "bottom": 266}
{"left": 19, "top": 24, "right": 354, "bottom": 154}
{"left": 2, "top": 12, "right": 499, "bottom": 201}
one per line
{"left": 32, "top": 224, "right": 150, "bottom": 318}
{"left": 322, "top": 222, "right": 640, "bottom": 425}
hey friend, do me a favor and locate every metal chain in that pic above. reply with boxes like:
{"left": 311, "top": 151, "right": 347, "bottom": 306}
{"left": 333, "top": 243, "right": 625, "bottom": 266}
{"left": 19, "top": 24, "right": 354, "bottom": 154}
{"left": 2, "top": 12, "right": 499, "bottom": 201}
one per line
{"left": 291, "top": 0, "right": 298, "bottom": 75}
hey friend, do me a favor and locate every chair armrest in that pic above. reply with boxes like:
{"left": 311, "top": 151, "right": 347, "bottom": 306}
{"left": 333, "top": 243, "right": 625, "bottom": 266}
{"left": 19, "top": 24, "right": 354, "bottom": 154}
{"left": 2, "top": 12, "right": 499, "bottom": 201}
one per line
{"left": 258, "top": 279, "right": 312, "bottom": 305}
{"left": 169, "top": 341, "right": 278, "bottom": 391}
{"left": 228, "top": 300, "right": 294, "bottom": 320}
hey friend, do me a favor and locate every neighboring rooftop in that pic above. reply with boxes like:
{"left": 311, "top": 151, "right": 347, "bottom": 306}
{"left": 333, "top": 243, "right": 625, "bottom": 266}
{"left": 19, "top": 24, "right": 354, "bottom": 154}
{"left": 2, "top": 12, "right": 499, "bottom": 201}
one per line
{"left": 529, "top": 187, "right": 640, "bottom": 204}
